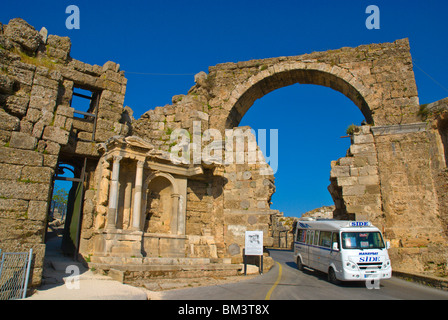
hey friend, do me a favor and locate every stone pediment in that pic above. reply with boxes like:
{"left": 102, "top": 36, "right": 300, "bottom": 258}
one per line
{"left": 125, "top": 136, "right": 155, "bottom": 150}
{"left": 97, "top": 135, "right": 172, "bottom": 162}
{"left": 97, "top": 135, "right": 155, "bottom": 153}
{"left": 97, "top": 135, "right": 203, "bottom": 175}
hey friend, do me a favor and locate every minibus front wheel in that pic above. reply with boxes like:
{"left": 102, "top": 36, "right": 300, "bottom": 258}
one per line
{"left": 328, "top": 267, "right": 340, "bottom": 285}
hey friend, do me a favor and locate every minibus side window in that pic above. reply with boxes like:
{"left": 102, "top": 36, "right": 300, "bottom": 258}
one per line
{"left": 297, "top": 229, "right": 305, "bottom": 243}
{"left": 319, "top": 231, "right": 332, "bottom": 248}
{"left": 332, "top": 233, "right": 340, "bottom": 251}
{"left": 302, "top": 230, "right": 307, "bottom": 243}
{"left": 314, "top": 231, "right": 320, "bottom": 246}
{"left": 306, "top": 230, "right": 314, "bottom": 245}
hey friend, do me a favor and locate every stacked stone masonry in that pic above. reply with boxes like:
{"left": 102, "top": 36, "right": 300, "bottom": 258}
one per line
{"left": 0, "top": 18, "right": 130, "bottom": 286}
{"left": 0, "top": 18, "right": 447, "bottom": 287}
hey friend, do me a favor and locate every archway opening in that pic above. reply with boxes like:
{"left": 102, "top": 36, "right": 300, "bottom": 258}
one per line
{"left": 46, "top": 164, "right": 73, "bottom": 248}
{"left": 238, "top": 82, "right": 366, "bottom": 218}
{"left": 144, "top": 176, "right": 175, "bottom": 234}
{"left": 45, "top": 157, "right": 87, "bottom": 258}
{"left": 225, "top": 68, "right": 373, "bottom": 130}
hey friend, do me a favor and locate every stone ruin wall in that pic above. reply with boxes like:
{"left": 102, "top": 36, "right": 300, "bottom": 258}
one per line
{"left": 1, "top": 18, "right": 448, "bottom": 286}
{"left": 132, "top": 100, "right": 277, "bottom": 262}
{"left": 0, "top": 18, "right": 129, "bottom": 286}
{"left": 0, "top": 19, "right": 276, "bottom": 286}
{"left": 329, "top": 114, "right": 448, "bottom": 275}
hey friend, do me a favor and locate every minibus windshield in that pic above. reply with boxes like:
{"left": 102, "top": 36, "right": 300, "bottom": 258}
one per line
{"left": 341, "top": 231, "right": 385, "bottom": 249}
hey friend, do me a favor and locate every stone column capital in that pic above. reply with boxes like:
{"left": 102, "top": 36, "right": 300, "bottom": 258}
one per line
{"left": 113, "top": 155, "right": 123, "bottom": 163}
{"left": 137, "top": 160, "right": 145, "bottom": 168}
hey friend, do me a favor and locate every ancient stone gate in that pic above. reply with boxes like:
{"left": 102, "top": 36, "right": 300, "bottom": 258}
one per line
{"left": 0, "top": 18, "right": 447, "bottom": 286}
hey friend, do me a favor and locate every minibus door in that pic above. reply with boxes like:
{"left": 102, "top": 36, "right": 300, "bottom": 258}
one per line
{"left": 304, "top": 230, "right": 313, "bottom": 266}
{"left": 329, "top": 232, "right": 341, "bottom": 269}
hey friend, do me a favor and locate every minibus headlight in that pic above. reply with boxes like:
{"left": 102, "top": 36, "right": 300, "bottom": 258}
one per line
{"left": 345, "top": 261, "right": 357, "bottom": 270}
{"left": 382, "top": 260, "right": 391, "bottom": 269}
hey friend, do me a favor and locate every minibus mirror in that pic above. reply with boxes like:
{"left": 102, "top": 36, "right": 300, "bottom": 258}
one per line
{"left": 386, "top": 241, "right": 391, "bottom": 249}
{"left": 332, "top": 242, "right": 339, "bottom": 251}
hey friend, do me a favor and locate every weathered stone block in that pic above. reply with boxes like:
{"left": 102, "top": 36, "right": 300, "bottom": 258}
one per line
{"left": 357, "top": 165, "right": 378, "bottom": 176}
{"left": 4, "top": 18, "right": 42, "bottom": 52}
{"left": 77, "top": 131, "right": 93, "bottom": 141}
{"left": 29, "top": 86, "right": 58, "bottom": 111}
{"left": 5, "top": 95, "right": 30, "bottom": 117}
{"left": 46, "top": 46, "right": 68, "bottom": 61}
{"left": 72, "top": 118, "right": 94, "bottom": 132}
{"left": 61, "top": 68, "right": 99, "bottom": 89}
{"left": 330, "top": 165, "right": 350, "bottom": 178}
{"left": 349, "top": 143, "right": 376, "bottom": 155}
{"left": 31, "top": 120, "right": 45, "bottom": 139}
{"left": 353, "top": 134, "right": 374, "bottom": 144}
{"left": 24, "top": 107, "right": 41, "bottom": 123}
{"left": 0, "top": 146, "right": 43, "bottom": 166}
{"left": 9, "top": 131, "right": 37, "bottom": 150}
{"left": 53, "top": 114, "right": 67, "bottom": 128}
{"left": 19, "top": 120, "right": 33, "bottom": 135}
{"left": 337, "top": 176, "right": 359, "bottom": 186}
{"left": 365, "top": 184, "right": 381, "bottom": 194}
{"left": 339, "top": 157, "right": 354, "bottom": 166}
{"left": 43, "top": 154, "right": 58, "bottom": 168}
{"left": 75, "top": 140, "right": 99, "bottom": 156}
{"left": 42, "top": 126, "right": 69, "bottom": 145}
{"left": 342, "top": 185, "right": 366, "bottom": 196}
{"left": 240, "top": 200, "right": 250, "bottom": 210}
{"left": 0, "top": 198, "right": 28, "bottom": 215}
{"left": 21, "top": 166, "right": 53, "bottom": 183}
{"left": 0, "top": 163, "right": 22, "bottom": 180}
{"left": 0, "top": 180, "right": 50, "bottom": 201}
{"left": 358, "top": 175, "right": 379, "bottom": 185}
{"left": 27, "top": 200, "right": 48, "bottom": 221}
{"left": 32, "top": 74, "right": 58, "bottom": 89}
{"left": 102, "top": 61, "right": 119, "bottom": 73}
{"left": 0, "top": 109, "right": 20, "bottom": 131}
{"left": 0, "top": 73, "right": 15, "bottom": 94}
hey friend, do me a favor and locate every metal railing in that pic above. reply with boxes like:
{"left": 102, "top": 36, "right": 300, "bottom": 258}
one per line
{"left": 0, "top": 249, "right": 33, "bottom": 300}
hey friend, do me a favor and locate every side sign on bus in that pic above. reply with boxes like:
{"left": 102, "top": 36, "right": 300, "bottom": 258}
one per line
{"left": 350, "top": 221, "right": 371, "bottom": 227}
{"left": 359, "top": 256, "right": 382, "bottom": 262}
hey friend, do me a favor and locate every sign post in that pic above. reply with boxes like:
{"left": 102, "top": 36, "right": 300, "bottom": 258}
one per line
{"left": 244, "top": 231, "right": 264, "bottom": 275}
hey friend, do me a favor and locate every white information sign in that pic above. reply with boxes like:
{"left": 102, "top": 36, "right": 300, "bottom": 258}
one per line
{"left": 245, "top": 231, "right": 263, "bottom": 256}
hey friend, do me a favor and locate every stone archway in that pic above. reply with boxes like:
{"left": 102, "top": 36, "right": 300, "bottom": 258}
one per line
{"left": 223, "top": 63, "right": 374, "bottom": 129}
{"left": 131, "top": 38, "right": 447, "bottom": 272}
{"left": 203, "top": 38, "right": 420, "bottom": 132}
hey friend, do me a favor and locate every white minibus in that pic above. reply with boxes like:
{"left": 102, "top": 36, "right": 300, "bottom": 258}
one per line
{"left": 294, "top": 219, "right": 392, "bottom": 283}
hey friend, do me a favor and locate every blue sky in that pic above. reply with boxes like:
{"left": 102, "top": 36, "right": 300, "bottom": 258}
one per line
{"left": 2, "top": 1, "right": 447, "bottom": 217}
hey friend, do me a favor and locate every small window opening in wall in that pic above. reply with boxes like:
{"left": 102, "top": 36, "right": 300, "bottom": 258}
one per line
{"left": 71, "top": 86, "right": 100, "bottom": 141}
{"left": 71, "top": 87, "right": 99, "bottom": 119}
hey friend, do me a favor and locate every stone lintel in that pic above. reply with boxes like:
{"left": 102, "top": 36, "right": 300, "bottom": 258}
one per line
{"left": 371, "top": 122, "right": 427, "bottom": 136}
{"left": 146, "top": 160, "right": 203, "bottom": 177}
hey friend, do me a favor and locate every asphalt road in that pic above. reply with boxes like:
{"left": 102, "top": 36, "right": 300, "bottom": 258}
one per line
{"left": 160, "top": 249, "right": 448, "bottom": 300}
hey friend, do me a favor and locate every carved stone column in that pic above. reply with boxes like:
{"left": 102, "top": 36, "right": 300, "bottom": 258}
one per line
{"left": 106, "top": 155, "right": 122, "bottom": 230}
{"left": 171, "top": 193, "right": 180, "bottom": 235}
{"left": 132, "top": 160, "right": 145, "bottom": 230}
